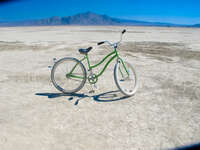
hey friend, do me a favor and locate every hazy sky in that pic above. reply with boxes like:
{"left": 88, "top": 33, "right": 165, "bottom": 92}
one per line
{"left": 0, "top": 0, "right": 200, "bottom": 24}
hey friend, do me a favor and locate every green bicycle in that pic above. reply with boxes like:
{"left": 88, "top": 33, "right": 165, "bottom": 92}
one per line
{"left": 51, "top": 29, "right": 138, "bottom": 96}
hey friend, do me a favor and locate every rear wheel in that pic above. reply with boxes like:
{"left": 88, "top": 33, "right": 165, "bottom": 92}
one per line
{"left": 114, "top": 60, "right": 138, "bottom": 96}
{"left": 51, "top": 57, "right": 87, "bottom": 93}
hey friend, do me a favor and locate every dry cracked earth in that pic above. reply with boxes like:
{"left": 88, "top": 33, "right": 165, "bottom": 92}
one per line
{"left": 0, "top": 26, "right": 200, "bottom": 150}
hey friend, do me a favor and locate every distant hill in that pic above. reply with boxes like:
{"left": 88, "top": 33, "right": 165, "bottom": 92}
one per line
{"left": 192, "top": 24, "right": 200, "bottom": 27}
{"left": 0, "top": 11, "right": 199, "bottom": 27}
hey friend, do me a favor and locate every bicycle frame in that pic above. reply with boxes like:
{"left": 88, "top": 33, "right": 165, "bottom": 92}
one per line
{"left": 68, "top": 47, "right": 129, "bottom": 80}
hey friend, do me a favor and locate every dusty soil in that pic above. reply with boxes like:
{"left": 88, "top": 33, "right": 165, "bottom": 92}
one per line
{"left": 0, "top": 26, "right": 200, "bottom": 150}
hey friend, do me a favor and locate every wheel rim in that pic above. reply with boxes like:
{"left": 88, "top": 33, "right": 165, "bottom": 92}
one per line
{"left": 52, "top": 58, "right": 86, "bottom": 93}
{"left": 115, "top": 61, "right": 137, "bottom": 96}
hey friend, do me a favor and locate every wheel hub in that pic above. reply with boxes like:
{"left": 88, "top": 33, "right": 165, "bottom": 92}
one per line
{"left": 66, "top": 73, "right": 70, "bottom": 78}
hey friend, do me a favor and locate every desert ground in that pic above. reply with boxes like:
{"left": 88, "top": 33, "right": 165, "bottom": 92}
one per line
{"left": 0, "top": 26, "right": 200, "bottom": 150}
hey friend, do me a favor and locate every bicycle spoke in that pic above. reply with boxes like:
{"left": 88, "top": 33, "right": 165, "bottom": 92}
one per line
{"left": 114, "top": 61, "right": 137, "bottom": 96}
{"left": 51, "top": 58, "right": 86, "bottom": 93}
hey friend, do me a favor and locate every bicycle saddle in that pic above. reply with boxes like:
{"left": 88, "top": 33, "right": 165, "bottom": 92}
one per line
{"left": 79, "top": 47, "right": 92, "bottom": 54}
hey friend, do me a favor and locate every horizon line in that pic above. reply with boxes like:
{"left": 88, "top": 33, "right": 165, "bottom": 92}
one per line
{"left": 0, "top": 11, "right": 199, "bottom": 26}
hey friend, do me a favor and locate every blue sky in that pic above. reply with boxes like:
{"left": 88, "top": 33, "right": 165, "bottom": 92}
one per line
{"left": 0, "top": 0, "right": 200, "bottom": 24}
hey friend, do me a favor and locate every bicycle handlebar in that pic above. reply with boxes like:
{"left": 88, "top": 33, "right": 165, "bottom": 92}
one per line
{"left": 122, "top": 29, "right": 126, "bottom": 34}
{"left": 97, "top": 41, "right": 105, "bottom": 45}
{"left": 97, "top": 29, "right": 126, "bottom": 46}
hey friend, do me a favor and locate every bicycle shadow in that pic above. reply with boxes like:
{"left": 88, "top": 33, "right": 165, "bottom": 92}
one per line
{"left": 35, "top": 90, "right": 129, "bottom": 105}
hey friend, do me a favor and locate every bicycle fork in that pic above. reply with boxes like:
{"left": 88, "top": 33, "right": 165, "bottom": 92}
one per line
{"left": 117, "top": 58, "right": 130, "bottom": 80}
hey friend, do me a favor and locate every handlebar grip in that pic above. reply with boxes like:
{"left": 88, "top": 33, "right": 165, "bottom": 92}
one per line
{"left": 87, "top": 47, "right": 93, "bottom": 51}
{"left": 122, "top": 29, "right": 126, "bottom": 34}
{"left": 97, "top": 41, "right": 105, "bottom": 45}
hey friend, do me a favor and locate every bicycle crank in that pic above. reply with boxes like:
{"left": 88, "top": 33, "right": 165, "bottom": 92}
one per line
{"left": 88, "top": 73, "right": 98, "bottom": 84}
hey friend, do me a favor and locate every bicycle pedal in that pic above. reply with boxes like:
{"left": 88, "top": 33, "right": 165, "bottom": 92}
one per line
{"left": 89, "top": 90, "right": 95, "bottom": 93}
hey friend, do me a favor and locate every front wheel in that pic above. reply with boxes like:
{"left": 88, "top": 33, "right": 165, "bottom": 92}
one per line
{"left": 114, "top": 60, "right": 138, "bottom": 96}
{"left": 51, "top": 57, "right": 87, "bottom": 93}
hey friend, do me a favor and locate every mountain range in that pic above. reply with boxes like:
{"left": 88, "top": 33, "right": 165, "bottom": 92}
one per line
{"left": 0, "top": 12, "right": 199, "bottom": 27}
